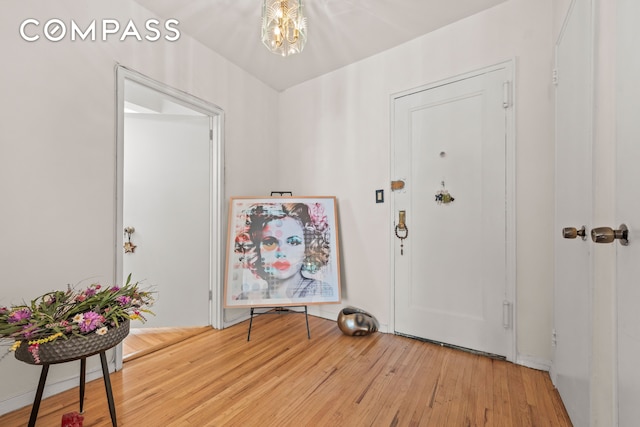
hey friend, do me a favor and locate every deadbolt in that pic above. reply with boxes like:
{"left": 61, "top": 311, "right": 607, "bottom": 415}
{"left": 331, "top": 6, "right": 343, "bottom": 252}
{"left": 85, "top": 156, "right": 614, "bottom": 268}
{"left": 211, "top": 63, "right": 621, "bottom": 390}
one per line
{"left": 590, "top": 224, "right": 629, "bottom": 246}
{"left": 562, "top": 226, "right": 587, "bottom": 240}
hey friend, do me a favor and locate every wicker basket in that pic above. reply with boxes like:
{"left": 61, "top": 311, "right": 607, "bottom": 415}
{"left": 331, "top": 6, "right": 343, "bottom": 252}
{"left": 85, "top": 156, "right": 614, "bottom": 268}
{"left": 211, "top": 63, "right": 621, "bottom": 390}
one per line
{"left": 14, "top": 320, "right": 130, "bottom": 365}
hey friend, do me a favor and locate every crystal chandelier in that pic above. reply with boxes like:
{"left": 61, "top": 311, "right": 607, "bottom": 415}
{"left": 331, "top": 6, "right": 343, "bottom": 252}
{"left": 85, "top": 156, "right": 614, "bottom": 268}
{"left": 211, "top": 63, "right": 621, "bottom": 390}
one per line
{"left": 261, "top": 0, "right": 307, "bottom": 57}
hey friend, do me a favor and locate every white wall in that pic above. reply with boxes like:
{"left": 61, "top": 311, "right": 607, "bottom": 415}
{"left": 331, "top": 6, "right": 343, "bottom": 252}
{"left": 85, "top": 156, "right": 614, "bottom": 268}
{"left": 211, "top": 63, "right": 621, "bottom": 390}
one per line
{"left": 0, "top": 0, "right": 279, "bottom": 412}
{"left": 278, "top": 0, "right": 556, "bottom": 367}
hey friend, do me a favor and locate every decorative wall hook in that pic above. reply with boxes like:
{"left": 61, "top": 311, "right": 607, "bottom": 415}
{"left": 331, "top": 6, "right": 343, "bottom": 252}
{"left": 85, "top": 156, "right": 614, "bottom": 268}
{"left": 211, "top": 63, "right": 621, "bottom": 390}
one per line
{"left": 435, "top": 181, "right": 455, "bottom": 205}
{"left": 124, "top": 227, "right": 137, "bottom": 253}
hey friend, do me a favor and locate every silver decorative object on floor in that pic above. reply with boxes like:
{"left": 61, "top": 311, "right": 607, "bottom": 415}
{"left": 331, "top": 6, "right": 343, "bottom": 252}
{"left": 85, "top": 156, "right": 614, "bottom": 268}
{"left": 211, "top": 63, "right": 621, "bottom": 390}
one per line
{"left": 337, "top": 306, "right": 379, "bottom": 336}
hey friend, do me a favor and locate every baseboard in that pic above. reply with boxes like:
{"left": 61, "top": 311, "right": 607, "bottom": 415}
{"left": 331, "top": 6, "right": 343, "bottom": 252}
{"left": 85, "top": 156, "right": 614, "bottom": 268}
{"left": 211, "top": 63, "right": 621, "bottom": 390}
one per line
{"left": 516, "top": 354, "right": 552, "bottom": 371}
{"left": 308, "top": 306, "right": 390, "bottom": 334}
{"left": 0, "top": 363, "right": 109, "bottom": 416}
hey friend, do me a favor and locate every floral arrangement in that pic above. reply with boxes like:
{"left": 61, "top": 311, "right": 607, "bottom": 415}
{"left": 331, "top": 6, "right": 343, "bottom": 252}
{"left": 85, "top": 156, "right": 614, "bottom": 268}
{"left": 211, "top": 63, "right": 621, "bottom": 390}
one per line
{"left": 0, "top": 274, "right": 154, "bottom": 363}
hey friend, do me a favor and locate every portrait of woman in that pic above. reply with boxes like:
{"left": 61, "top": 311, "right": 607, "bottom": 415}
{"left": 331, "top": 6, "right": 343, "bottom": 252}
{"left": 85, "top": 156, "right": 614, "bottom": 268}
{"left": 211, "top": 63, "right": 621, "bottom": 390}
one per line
{"left": 224, "top": 197, "right": 341, "bottom": 307}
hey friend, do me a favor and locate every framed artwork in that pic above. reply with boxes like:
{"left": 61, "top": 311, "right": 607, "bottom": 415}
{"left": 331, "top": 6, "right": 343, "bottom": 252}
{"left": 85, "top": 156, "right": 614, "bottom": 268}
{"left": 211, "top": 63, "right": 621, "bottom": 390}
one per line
{"left": 224, "top": 196, "right": 342, "bottom": 308}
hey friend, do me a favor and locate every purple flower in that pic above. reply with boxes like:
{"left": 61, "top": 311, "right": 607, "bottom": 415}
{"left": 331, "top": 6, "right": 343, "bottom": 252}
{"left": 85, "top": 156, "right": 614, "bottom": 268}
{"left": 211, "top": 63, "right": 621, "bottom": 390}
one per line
{"left": 8, "top": 309, "right": 31, "bottom": 323}
{"left": 21, "top": 324, "right": 37, "bottom": 338}
{"left": 110, "top": 286, "right": 120, "bottom": 293}
{"left": 116, "top": 295, "right": 131, "bottom": 306}
{"left": 85, "top": 287, "right": 97, "bottom": 297}
{"left": 79, "top": 311, "right": 105, "bottom": 333}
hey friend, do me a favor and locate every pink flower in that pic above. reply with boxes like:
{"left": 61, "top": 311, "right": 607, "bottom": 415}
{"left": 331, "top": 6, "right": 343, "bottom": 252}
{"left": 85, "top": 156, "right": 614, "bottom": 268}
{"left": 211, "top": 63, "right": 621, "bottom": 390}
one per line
{"left": 116, "top": 295, "right": 131, "bottom": 306}
{"left": 309, "top": 203, "right": 329, "bottom": 231}
{"left": 78, "top": 311, "right": 104, "bottom": 333}
{"left": 28, "top": 343, "right": 40, "bottom": 364}
{"left": 21, "top": 324, "right": 37, "bottom": 338}
{"left": 8, "top": 309, "right": 31, "bottom": 323}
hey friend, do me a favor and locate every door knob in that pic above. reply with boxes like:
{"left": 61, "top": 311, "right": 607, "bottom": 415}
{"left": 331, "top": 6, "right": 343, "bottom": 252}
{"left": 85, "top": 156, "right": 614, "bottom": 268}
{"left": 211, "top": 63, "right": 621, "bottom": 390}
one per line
{"left": 590, "top": 224, "right": 629, "bottom": 246}
{"left": 562, "top": 226, "right": 587, "bottom": 240}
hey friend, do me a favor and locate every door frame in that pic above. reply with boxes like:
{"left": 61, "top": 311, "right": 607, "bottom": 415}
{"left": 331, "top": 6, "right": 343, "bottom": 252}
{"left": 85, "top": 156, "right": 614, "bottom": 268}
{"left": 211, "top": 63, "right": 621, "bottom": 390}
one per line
{"left": 114, "top": 65, "right": 226, "bottom": 345}
{"left": 389, "top": 60, "right": 517, "bottom": 362}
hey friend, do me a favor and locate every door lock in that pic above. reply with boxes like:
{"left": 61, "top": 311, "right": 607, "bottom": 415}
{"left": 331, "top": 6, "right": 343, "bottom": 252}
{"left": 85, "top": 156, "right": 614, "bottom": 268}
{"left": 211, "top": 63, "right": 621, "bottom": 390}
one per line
{"left": 395, "top": 210, "right": 408, "bottom": 255}
{"left": 562, "top": 226, "right": 587, "bottom": 240}
{"left": 591, "top": 224, "right": 629, "bottom": 246}
{"left": 397, "top": 210, "right": 406, "bottom": 230}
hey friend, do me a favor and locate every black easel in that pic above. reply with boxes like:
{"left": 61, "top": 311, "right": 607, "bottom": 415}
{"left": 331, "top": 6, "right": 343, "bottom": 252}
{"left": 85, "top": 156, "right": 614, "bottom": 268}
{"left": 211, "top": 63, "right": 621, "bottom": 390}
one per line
{"left": 245, "top": 191, "right": 310, "bottom": 341}
{"left": 247, "top": 306, "right": 310, "bottom": 341}
{"left": 28, "top": 350, "right": 118, "bottom": 427}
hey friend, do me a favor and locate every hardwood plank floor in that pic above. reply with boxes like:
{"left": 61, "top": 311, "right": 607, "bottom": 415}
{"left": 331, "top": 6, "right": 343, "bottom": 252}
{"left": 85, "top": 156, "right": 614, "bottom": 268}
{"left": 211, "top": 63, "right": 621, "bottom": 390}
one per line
{"left": 123, "top": 326, "right": 211, "bottom": 362}
{"left": 0, "top": 314, "right": 572, "bottom": 426}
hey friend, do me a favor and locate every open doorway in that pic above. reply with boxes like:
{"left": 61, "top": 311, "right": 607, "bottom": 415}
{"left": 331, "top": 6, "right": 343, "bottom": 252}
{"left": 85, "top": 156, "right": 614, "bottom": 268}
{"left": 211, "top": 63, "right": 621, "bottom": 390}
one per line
{"left": 115, "top": 66, "right": 225, "bottom": 362}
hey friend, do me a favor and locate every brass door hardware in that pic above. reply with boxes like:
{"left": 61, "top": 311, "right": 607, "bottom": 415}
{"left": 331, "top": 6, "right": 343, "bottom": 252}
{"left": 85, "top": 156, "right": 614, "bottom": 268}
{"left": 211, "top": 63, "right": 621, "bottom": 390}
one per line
{"left": 562, "top": 226, "right": 587, "bottom": 240}
{"left": 395, "top": 210, "right": 408, "bottom": 255}
{"left": 391, "top": 180, "right": 405, "bottom": 191}
{"left": 397, "top": 210, "right": 406, "bottom": 230}
{"left": 591, "top": 224, "right": 629, "bottom": 246}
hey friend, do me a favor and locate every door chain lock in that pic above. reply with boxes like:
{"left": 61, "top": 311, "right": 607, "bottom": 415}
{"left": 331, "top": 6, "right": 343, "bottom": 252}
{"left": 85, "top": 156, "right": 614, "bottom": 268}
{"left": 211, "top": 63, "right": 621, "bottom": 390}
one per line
{"left": 395, "top": 210, "right": 409, "bottom": 255}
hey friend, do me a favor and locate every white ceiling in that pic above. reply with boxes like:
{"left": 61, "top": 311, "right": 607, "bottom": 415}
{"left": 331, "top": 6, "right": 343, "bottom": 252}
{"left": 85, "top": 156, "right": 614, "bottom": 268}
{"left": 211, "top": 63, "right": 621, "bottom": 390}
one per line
{"left": 132, "top": 0, "right": 507, "bottom": 92}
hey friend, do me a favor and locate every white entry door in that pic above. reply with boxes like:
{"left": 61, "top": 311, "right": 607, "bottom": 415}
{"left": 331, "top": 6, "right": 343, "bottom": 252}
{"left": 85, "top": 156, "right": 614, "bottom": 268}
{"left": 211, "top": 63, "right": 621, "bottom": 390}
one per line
{"left": 552, "top": 1, "right": 593, "bottom": 425}
{"left": 392, "top": 63, "right": 514, "bottom": 358}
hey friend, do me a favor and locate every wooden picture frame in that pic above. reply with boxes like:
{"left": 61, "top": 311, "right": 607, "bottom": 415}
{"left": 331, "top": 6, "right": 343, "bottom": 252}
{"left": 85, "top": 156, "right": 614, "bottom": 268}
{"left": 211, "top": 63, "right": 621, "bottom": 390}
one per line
{"left": 224, "top": 196, "right": 341, "bottom": 308}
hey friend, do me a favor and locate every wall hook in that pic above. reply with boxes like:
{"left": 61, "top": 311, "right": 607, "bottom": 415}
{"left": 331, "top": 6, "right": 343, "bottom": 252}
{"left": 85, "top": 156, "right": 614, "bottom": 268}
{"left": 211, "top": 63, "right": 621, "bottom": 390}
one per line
{"left": 124, "top": 227, "right": 137, "bottom": 253}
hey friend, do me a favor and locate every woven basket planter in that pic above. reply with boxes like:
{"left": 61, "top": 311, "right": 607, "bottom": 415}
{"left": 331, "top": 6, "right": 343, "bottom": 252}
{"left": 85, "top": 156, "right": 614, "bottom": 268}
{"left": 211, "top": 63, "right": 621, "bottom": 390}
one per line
{"left": 14, "top": 320, "right": 130, "bottom": 365}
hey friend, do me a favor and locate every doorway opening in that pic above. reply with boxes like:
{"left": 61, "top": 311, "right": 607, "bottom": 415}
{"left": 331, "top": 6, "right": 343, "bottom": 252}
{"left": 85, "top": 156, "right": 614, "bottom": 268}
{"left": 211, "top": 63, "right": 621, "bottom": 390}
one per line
{"left": 115, "top": 66, "right": 225, "bottom": 363}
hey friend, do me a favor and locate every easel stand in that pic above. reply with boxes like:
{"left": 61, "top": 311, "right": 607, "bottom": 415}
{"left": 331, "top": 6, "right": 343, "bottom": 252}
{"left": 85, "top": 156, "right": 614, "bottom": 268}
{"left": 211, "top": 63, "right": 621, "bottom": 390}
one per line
{"left": 247, "top": 306, "right": 310, "bottom": 341}
{"left": 28, "top": 351, "right": 118, "bottom": 427}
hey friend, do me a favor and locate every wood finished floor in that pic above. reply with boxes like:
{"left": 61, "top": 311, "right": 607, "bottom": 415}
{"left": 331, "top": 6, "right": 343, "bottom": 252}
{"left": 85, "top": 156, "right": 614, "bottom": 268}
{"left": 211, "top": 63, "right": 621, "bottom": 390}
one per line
{"left": 0, "top": 314, "right": 572, "bottom": 426}
{"left": 122, "top": 326, "right": 210, "bottom": 362}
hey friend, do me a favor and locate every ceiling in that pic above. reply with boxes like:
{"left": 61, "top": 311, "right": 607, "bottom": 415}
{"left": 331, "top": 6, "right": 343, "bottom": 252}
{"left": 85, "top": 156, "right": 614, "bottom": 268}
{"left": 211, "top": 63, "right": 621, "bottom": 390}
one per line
{"left": 132, "top": 0, "right": 507, "bottom": 92}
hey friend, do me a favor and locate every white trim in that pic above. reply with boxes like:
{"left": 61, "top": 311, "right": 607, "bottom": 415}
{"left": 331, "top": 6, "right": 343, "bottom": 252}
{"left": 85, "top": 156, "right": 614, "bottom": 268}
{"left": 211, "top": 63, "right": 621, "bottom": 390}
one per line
{"left": 389, "top": 60, "right": 517, "bottom": 363}
{"left": 114, "top": 65, "right": 226, "bottom": 335}
{"left": 516, "top": 355, "right": 553, "bottom": 372}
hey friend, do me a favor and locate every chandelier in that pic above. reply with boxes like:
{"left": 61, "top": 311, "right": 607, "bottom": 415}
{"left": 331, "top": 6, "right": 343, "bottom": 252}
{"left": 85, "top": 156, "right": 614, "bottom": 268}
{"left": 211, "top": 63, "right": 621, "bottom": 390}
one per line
{"left": 261, "top": 0, "right": 307, "bottom": 57}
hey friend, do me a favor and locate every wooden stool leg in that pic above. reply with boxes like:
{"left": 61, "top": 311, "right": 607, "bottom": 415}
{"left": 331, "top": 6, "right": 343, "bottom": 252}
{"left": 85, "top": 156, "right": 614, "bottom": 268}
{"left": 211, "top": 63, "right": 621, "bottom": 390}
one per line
{"left": 79, "top": 358, "right": 86, "bottom": 413}
{"left": 99, "top": 352, "right": 117, "bottom": 427}
{"left": 28, "top": 364, "right": 50, "bottom": 427}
